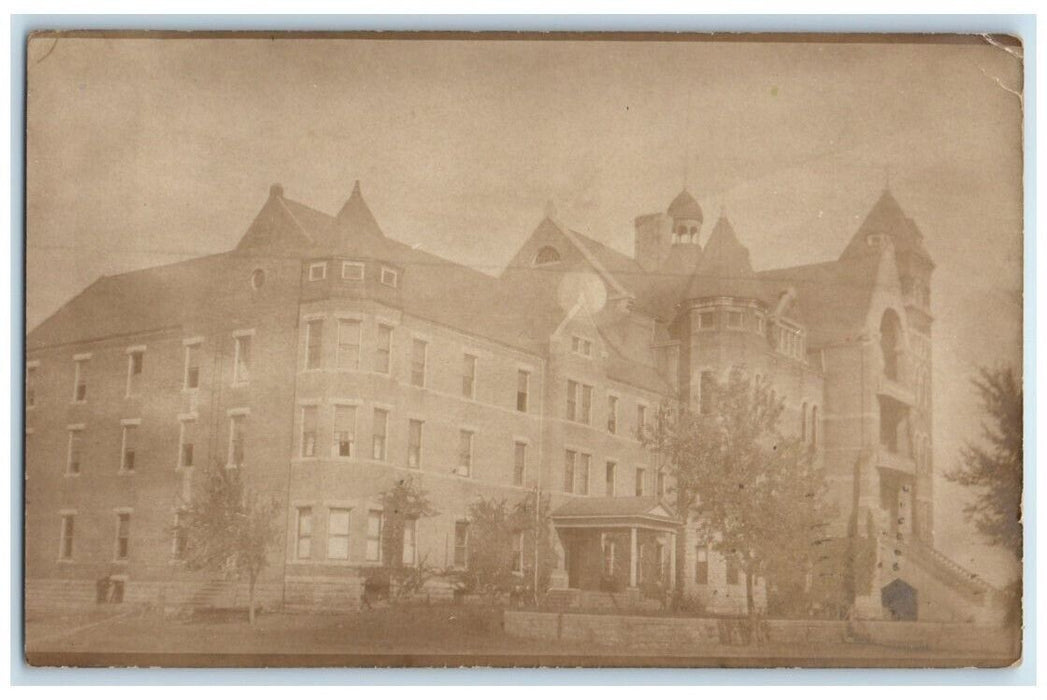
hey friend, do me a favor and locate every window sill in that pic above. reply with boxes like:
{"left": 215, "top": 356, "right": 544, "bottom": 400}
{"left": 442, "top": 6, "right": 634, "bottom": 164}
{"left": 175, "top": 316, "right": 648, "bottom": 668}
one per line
{"left": 118, "top": 470, "right": 135, "bottom": 476}
{"left": 64, "top": 472, "right": 81, "bottom": 478}
{"left": 230, "top": 381, "right": 250, "bottom": 388}
{"left": 182, "top": 386, "right": 200, "bottom": 394}
{"left": 175, "top": 465, "right": 194, "bottom": 472}
{"left": 56, "top": 558, "right": 74, "bottom": 564}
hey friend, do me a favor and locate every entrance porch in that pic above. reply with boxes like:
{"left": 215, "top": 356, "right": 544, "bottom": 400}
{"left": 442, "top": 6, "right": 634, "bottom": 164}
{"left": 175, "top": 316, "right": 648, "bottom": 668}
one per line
{"left": 549, "top": 497, "right": 680, "bottom": 605}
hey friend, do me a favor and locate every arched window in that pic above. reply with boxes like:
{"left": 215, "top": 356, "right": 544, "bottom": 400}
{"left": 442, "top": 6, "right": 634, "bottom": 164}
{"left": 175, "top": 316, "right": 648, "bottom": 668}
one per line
{"left": 533, "top": 246, "right": 561, "bottom": 265}
{"left": 880, "top": 310, "right": 903, "bottom": 381}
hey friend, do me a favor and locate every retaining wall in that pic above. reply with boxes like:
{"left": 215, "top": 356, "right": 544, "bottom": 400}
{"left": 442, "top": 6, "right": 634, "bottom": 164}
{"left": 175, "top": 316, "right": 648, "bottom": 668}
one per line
{"left": 503, "top": 610, "right": 1020, "bottom": 656}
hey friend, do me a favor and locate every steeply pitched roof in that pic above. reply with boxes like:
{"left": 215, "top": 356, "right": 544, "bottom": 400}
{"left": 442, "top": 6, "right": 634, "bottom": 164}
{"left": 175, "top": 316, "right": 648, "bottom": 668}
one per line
{"left": 685, "top": 216, "right": 764, "bottom": 301}
{"left": 28, "top": 253, "right": 237, "bottom": 350}
{"left": 668, "top": 189, "right": 703, "bottom": 222}
{"left": 758, "top": 250, "right": 884, "bottom": 348}
{"left": 841, "top": 189, "right": 933, "bottom": 265}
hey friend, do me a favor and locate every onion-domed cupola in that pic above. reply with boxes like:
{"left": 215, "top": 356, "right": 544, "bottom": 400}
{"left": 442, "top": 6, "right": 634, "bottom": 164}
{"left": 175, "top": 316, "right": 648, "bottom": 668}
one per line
{"left": 668, "top": 189, "right": 703, "bottom": 245}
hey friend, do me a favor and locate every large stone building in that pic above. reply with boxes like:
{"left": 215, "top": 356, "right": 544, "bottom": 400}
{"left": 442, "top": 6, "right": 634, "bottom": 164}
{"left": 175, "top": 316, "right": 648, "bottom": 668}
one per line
{"left": 24, "top": 180, "right": 1001, "bottom": 620}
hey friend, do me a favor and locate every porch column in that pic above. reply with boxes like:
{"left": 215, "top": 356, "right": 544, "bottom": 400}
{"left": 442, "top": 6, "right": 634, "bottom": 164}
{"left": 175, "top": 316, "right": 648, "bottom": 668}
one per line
{"left": 629, "top": 527, "right": 638, "bottom": 588}
{"left": 669, "top": 531, "right": 677, "bottom": 591}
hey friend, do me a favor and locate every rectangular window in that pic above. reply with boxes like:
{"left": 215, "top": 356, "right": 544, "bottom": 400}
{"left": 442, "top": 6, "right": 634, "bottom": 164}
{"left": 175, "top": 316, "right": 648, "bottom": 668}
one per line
{"left": 72, "top": 359, "right": 88, "bottom": 402}
{"left": 699, "top": 311, "right": 716, "bottom": 330}
{"left": 228, "top": 414, "right": 246, "bottom": 467}
{"left": 372, "top": 408, "right": 388, "bottom": 461}
{"left": 308, "top": 262, "right": 326, "bottom": 281}
{"left": 178, "top": 419, "right": 195, "bottom": 468}
{"left": 408, "top": 419, "right": 423, "bottom": 468}
{"left": 26, "top": 365, "right": 37, "bottom": 408}
{"left": 59, "top": 514, "right": 74, "bottom": 560}
{"left": 333, "top": 405, "right": 356, "bottom": 458}
{"left": 67, "top": 429, "right": 83, "bottom": 475}
{"left": 571, "top": 336, "right": 592, "bottom": 357}
{"left": 410, "top": 338, "right": 427, "bottom": 387}
{"left": 700, "top": 371, "right": 714, "bottom": 415}
{"left": 121, "top": 424, "right": 138, "bottom": 472}
{"left": 564, "top": 450, "right": 576, "bottom": 493}
{"left": 126, "top": 350, "right": 144, "bottom": 396}
{"left": 402, "top": 519, "right": 417, "bottom": 566}
{"left": 366, "top": 510, "right": 383, "bottom": 562}
{"left": 727, "top": 311, "right": 744, "bottom": 329}
{"left": 300, "top": 406, "right": 318, "bottom": 458}
{"left": 296, "top": 507, "right": 312, "bottom": 559}
{"left": 327, "top": 508, "right": 351, "bottom": 560}
{"left": 607, "top": 395, "right": 618, "bottom": 434}
{"left": 516, "top": 370, "right": 530, "bottom": 412}
{"left": 233, "top": 335, "right": 251, "bottom": 384}
{"left": 512, "top": 532, "right": 524, "bottom": 573}
{"left": 341, "top": 261, "right": 365, "bottom": 280}
{"left": 184, "top": 343, "right": 201, "bottom": 390}
{"left": 305, "top": 319, "right": 324, "bottom": 370}
{"left": 453, "top": 521, "right": 469, "bottom": 568}
{"left": 603, "top": 538, "right": 616, "bottom": 577}
{"left": 457, "top": 430, "right": 473, "bottom": 477}
{"left": 636, "top": 404, "right": 648, "bottom": 439}
{"left": 115, "top": 512, "right": 131, "bottom": 560}
{"left": 375, "top": 324, "right": 392, "bottom": 374}
{"left": 580, "top": 384, "right": 592, "bottom": 424}
{"left": 462, "top": 353, "right": 477, "bottom": 398}
{"left": 578, "top": 453, "right": 591, "bottom": 496}
{"left": 726, "top": 558, "right": 740, "bottom": 585}
{"left": 336, "top": 319, "right": 361, "bottom": 370}
{"left": 513, "top": 441, "right": 527, "bottom": 487}
{"left": 606, "top": 461, "right": 616, "bottom": 496}
{"left": 173, "top": 511, "right": 188, "bottom": 560}
{"left": 695, "top": 545, "right": 709, "bottom": 585}
{"left": 657, "top": 470, "right": 666, "bottom": 498}
{"left": 566, "top": 381, "right": 594, "bottom": 424}
{"left": 380, "top": 267, "right": 398, "bottom": 287}
{"left": 635, "top": 467, "right": 646, "bottom": 497}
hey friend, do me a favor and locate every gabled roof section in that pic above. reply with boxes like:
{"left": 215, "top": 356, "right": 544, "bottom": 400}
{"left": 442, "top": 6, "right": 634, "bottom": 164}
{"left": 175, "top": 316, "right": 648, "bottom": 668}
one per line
{"left": 552, "top": 496, "right": 678, "bottom": 522}
{"left": 235, "top": 185, "right": 315, "bottom": 251}
{"left": 685, "top": 216, "right": 764, "bottom": 301}
{"left": 841, "top": 189, "right": 934, "bottom": 265}
{"left": 28, "top": 252, "right": 236, "bottom": 350}
{"left": 758, "top": 249, "right": 885, "bottom": 348}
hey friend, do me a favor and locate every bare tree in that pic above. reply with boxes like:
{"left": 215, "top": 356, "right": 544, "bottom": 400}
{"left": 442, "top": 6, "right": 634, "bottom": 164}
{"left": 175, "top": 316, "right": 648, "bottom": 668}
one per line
{"left": 177, "top": 462, "right": 281, "bottom": 624}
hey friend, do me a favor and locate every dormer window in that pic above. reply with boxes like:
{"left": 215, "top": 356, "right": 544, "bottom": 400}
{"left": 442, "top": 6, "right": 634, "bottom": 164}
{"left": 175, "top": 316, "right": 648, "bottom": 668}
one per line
{"left": 571, "top": 335, "right": 592, "bottom": 358}
{"left": 308, "top": 262, "right": 327, "bottom": 281}
{"left": 698, "top": 311, "right": 716, "bottom": 330}
{"left": 867, "top": 234, "right": 885, "bottom": 247}
{"left": 727, "top": 311, "right": 744, "bottom": 329}
{"left": 380, "top": 266, "right": 398, "bottom": 287}
{"left": 342, "top": 261, "right": 365, "bottom": 281}
{"left": 533, "top": 246, "right": 561, "bottom": 265}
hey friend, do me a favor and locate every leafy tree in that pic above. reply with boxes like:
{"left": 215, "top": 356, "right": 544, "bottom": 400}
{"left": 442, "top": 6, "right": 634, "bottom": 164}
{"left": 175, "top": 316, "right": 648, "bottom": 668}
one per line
{"left": 947, "top": 366, "right": 1023, "bottom": 559}
{"left": 456, "top": 492, "right": 556, "bottom": 603}
{"left": 361, "top": 476, "right": 438, "bottom": 605}
{"left": 649, "top": 369, "right": 835, "bottom": 628}
{"left": 177, "top": 462, "right": 281, "bottom": 623}
{"left": 379, "top": 476, "right": 438, "bottom": 569}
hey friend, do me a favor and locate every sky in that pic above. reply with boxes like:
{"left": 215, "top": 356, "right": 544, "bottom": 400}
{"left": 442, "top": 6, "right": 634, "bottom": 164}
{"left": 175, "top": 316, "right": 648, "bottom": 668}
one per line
{"left": 26, "top": 36, "right": 1024, "bottom": 585}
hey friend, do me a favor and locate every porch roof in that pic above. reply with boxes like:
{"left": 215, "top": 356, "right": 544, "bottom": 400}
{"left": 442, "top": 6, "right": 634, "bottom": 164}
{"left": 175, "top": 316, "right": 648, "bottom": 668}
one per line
{"left": 551, "top": 496, "right": 680, "bottom": 531}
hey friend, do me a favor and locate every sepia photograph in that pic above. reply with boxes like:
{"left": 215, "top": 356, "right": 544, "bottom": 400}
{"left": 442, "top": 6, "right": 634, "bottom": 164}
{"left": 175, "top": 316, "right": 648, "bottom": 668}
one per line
{"left": 22, "top": 31, "right": 1024, "bottom": 669}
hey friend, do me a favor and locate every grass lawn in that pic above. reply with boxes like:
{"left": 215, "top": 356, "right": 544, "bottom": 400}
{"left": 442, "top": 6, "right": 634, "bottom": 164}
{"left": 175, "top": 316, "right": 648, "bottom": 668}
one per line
{"left": 24, "top": 603, "right": 1019, "bottom": 668}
